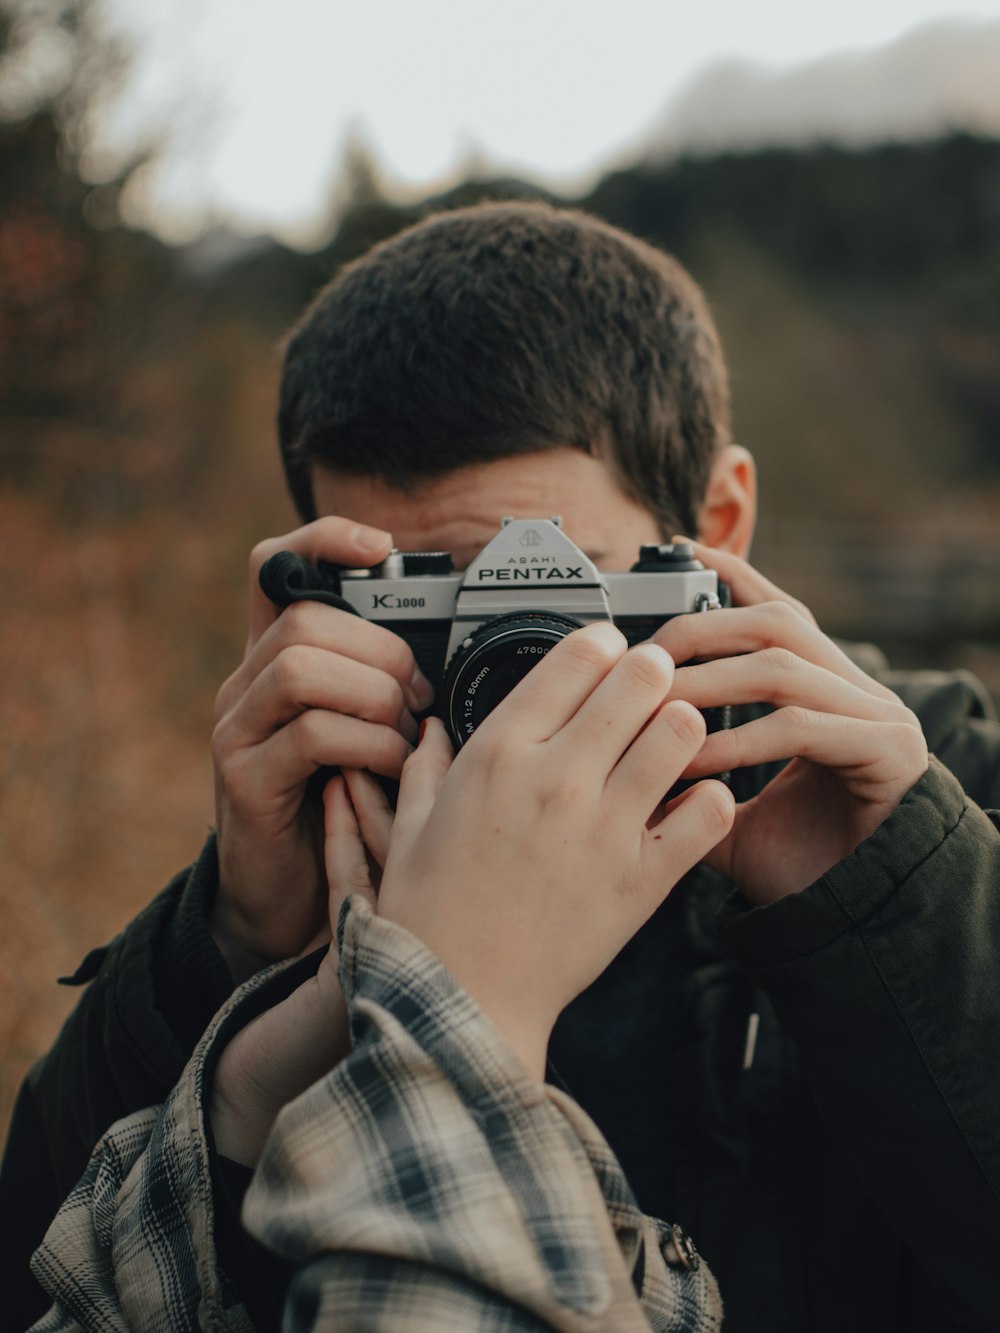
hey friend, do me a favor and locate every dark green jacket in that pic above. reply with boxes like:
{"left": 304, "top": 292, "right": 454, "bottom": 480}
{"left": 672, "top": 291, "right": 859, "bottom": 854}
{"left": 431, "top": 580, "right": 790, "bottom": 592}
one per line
{"left": 3, "top": 653, "right": 1000, "bottom": 1332}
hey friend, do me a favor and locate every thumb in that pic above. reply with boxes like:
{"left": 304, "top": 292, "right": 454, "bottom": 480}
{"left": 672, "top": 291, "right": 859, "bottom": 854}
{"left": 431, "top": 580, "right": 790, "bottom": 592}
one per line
{"left": 323, "top": 776, "right": 377, "bottom": 924}
{"left": 388, "top": 717, "right": 454, "bottom": 856}
{"left": 342, "top": 767, "right": 395, "bottom": 869}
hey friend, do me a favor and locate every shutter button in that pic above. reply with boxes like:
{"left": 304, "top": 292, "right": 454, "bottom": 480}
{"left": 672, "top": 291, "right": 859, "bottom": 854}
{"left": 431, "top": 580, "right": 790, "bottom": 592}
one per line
{"left": 663, "top": 1223, "right": 701, "bottom": 1272}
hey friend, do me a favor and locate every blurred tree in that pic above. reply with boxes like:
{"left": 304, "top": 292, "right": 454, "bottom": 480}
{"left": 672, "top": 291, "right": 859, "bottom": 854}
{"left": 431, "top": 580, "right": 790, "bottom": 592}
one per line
{"left": 0, "top": 0, "right": 195, "bottom": 518}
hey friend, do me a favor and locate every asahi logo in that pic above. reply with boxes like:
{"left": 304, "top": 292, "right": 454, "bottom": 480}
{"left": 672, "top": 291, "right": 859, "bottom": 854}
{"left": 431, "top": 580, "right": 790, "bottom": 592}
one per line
{"left": 519, "top": 529, "right": 543, "bottom": 547}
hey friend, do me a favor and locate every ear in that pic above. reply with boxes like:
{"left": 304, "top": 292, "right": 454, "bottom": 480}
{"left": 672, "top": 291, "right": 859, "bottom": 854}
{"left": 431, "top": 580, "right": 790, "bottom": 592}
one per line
{"left": 696, "top": 445, "right": 756, "bottom": 557}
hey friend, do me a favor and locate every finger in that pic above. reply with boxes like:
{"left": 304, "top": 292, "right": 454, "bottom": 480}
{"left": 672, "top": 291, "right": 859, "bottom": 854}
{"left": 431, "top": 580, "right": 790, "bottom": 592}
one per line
{"left": 476, "top": 621, "right": 627, "bottom": 745}
{"left": 552, "top": 643, "right": 677, "bottom": 774}
{"left": 668, "top": 650, "right": 908, "bottom": 722}
{"left": 323, "top": 777, "right": 377, "bottom": 918}
{"left": 342, "top": 768, "right": 394, "bottom": 869}
{"left": 218, "top": 644, "right": 418, "bottom": 750}
{"left": 679, "top": 539, "right": 817, "bottom": 624}
{"left": 650, "top": 778, "right": 710, "bottom": 825}
{"left": 220, "top": 593, "right": 433, "bottom": 720}
{"left": 605, "top": 699, "right": 707, "bottom": 816}
{"left": 390, "top": 717, "right": 455, "bottom": 852}
{"left": 673, "top": 790, "right": 741, "bottom": 884}
{"left": 641, "top": 779, "right": 736, "bottom": 894}
{"left": 682, "top": 708, "right": 927, "bottom": 782}
{"left": 221, "top": 712, "right": 412, "bottom": 806}
{"left": 248, "top": 517, "right": 393, "bottom": 648}
{"left": 653, "top": 601, "right": 900, "bottom": 704}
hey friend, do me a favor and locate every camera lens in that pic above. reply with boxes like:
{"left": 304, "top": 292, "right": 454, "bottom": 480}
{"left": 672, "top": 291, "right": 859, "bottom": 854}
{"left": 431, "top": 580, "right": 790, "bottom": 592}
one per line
{"left": 442, "top": 611, "right": 584, "bottom": 747}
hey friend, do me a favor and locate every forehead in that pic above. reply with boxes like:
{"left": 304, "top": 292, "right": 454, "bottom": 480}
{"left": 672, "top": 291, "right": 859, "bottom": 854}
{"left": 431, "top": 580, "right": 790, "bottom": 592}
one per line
{"left": 311, "top": 448, "right": 661, "bottom": 569}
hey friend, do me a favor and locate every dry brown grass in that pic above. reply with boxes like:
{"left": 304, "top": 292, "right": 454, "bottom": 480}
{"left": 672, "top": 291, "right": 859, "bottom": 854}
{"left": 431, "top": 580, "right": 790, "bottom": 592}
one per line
{"left": 0, "top": 494, "right": 217, "bottom": 1133}
{"left": 0, "top": 329, "right": 290, "bottom": 1141}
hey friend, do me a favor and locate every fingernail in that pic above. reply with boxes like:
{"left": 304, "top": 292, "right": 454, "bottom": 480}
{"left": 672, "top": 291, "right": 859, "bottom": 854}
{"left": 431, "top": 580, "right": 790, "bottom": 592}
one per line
{"left": 352, "top": 525, "right": 392, "bottom": 553}
{"left": 409, "top": 664, "right": 435, "bottom": 710}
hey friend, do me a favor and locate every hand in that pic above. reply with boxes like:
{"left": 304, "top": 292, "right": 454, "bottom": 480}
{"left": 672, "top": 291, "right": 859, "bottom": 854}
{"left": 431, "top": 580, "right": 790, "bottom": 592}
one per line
{"left": 654, "top": 542, "right": 929, "bottom": 905}
{"left": 209, "top": 768, "right": 392, "bottom": 1168}
{"left": 211, "top": 517, "right": 434, "bottom": 973}
{"left": 360, "top": 623, "right": 735, "bottom": 1080}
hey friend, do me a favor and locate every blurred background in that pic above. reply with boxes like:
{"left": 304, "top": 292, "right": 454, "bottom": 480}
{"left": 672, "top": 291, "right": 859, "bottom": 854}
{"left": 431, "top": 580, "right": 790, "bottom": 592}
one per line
{"left": 2, "top": 0, "right": 1000, "bottom": 1139}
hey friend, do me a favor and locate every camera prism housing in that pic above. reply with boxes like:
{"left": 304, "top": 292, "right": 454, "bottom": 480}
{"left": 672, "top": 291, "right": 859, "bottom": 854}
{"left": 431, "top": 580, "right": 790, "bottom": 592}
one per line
{"left": 260, "top": 517, "right": 730, "bottom": 759}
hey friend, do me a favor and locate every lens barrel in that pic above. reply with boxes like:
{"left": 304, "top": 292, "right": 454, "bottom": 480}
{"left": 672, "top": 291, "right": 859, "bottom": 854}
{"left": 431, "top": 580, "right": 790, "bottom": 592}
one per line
{"left": 442, "top": 611, "right": 584, "bottom": 747}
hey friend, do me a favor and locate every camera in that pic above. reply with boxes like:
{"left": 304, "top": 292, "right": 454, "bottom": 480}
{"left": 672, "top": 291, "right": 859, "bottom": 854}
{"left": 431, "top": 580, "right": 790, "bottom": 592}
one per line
{"left": 260, "top": 517, "right": 730, "bottom": 754}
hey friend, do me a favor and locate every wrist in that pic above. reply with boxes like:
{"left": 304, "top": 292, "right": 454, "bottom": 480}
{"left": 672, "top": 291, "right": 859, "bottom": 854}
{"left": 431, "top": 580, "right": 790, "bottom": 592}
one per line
{"left": 210, "top": 892, "right": 276, "bottom": 983}
{"left": 486, "top": 1013, "right": 553, "bottom": 1083}
{"left": 378, "top": 904, "right": 555, "bottom": 1081}
{"left": 450, "top": 965, "right": 557, "bottom": 1081}
{"left": 210, "top": 1053, "right": 280, "bottom": 1168}
{"left": 210, "top": 968, "right": 352, "bottom": 1168}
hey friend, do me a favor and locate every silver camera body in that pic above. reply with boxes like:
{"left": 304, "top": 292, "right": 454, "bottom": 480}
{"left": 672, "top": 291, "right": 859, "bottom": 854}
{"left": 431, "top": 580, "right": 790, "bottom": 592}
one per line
{"left": 260, "top": 517, "right": 727, "bottom": 750}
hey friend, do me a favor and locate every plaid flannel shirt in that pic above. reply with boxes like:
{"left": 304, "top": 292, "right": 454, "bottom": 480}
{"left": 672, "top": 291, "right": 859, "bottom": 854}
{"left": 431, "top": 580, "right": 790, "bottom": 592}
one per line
{"left": 29, "top": 896, "right": 723, "bottom": 1332}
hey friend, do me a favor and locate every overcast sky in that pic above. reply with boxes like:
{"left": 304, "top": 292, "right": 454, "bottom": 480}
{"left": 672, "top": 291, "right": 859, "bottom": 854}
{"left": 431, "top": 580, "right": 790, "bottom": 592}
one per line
{"left": 88, "top": 0, "right": 1000, "bottom": 247}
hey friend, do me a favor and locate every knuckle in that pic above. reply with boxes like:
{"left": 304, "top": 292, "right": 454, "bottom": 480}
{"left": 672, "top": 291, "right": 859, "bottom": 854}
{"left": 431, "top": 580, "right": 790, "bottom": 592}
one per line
{"left": 271, "top": 643, "right": 314, "bottom": 697}
{"left": 538, "top": 776, "right": 585, "bottom": 813}
{"left": 215, "top": 749, "right": 245, "bottom": 803}
{"left": 210, "top": 718, "right": 229, "bottom": 765}
{"left": 375, "top": 723, "right": 411, "bottom": 772}
{"left": 376, "top": 675, "right": 406, "bottom": 725}
{"left": 280, "top": 598, "right": 321, "bottom": 642}
{"left": 782, "top": 705, "right": 815, "bottom": 734}
{"left": 214, "top": 673, "right": 238, "bottom": 723}
{"left": 293, "top": 708, "right": 327, "bottom": 752}
{"left": 879, "top": 698, "right": 914, "bottom": 729}
{"left": 722, "top": 721, "right": 750, "bottom": 767}
{"left": 895, "top": 718, "right": 928, "bottom": 757}
{"left": 383, "top": 633, "right": 416, "bottom": 685}
{"left": 761, "top": 646, "right": 801, "bottom": 675}
{"left": 466, "top": 726, "right": 522, "bottom": 783}
{"left": 468, "top": 723, "right": 509, "bottom": 767}
{"left": 765, "top": 600, "right": 801, "bottom": 634}
{"left": 899, "top": 705, "right": 922, "bottom": 732}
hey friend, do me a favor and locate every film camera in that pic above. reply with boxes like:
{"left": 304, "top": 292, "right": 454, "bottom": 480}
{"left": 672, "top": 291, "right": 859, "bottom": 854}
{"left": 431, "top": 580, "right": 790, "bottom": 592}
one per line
{"left": 260, "top": 517, "right": 730, "bottom": 754}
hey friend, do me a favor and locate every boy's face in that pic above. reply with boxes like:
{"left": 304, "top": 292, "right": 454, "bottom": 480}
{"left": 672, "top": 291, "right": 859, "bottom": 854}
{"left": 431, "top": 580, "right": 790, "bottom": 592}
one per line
{"left": 311, "top": 446, "right": 663, "bottom": 573}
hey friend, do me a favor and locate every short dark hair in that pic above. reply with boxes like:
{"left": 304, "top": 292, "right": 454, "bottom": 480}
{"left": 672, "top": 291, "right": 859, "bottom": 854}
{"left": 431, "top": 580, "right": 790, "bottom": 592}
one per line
{"left": 278, "top": 201, "right": 731, "bottom": 537}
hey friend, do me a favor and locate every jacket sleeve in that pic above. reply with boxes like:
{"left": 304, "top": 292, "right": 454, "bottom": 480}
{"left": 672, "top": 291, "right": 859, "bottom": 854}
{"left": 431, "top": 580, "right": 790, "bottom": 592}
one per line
{"left": 718, "top": 757, "right": 1000, "bottom": 1330}
{"left": 29, "top": 897, "right": 723, "bottom": 1333}
{"left": 0, "top": 834, "right": 235, "bottom": 1331}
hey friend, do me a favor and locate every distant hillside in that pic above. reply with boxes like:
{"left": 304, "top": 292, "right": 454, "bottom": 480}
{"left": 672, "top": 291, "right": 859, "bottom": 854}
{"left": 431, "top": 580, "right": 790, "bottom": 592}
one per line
{"left": 645, "top": 19, "right": 1000, "bottom": 157}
